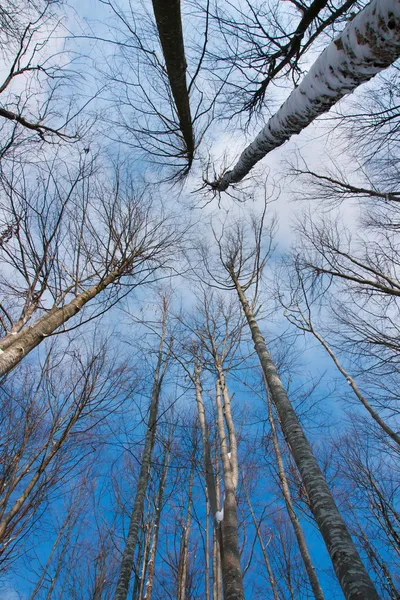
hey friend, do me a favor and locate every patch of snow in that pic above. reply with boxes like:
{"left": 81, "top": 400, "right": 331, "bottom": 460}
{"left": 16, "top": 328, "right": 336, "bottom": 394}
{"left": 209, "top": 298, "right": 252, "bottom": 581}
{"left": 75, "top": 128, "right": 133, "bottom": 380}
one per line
{"left": 215, "top": 509, "right": 224, "bottom": 522}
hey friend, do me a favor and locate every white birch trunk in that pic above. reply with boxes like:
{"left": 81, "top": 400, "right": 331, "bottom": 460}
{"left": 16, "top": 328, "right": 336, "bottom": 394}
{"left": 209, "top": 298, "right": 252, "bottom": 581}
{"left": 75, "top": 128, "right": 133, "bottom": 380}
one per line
{"left": 212, "top": 0, "right": 400, "bottom": 191}
{"left": 0, "top": 268, "right": 121, "bottom": 376}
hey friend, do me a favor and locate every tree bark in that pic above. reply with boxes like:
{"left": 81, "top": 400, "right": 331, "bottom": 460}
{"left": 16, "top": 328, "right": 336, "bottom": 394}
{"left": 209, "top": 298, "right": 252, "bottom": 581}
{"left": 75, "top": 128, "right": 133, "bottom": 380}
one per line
{"left": 232, "top": 275, "right": 379, "bottom": 600}
{"left": 215, "top": 377, "right": 244, "bottom": 600}
{"left": 212, "top": 0, "right": 400, "bottom": 191}
{"left": 137, "top": 522, "right": 152, "bottom": 600}
{"left": 267, "top": 389, "right": 325, "bottom": 600}
{"left": 143, "top": 440, "right": 170, "bottom": 600}
{"left": 195, "top": 362, "right": 218, "bottom": 517}
{"left": 205, "top": 495, "right": 211, "bottom": 600}
{"left": 151, "top": 0, "right": 195, "bottom": 169}
{"left": 114, "top": 302, "right": 168, "bottom": 600}
{"left": 177, "top": 453, "right": 195, "bottom": 600}
{"left": 0, "top": 268, "right": 122, "bottom": 376}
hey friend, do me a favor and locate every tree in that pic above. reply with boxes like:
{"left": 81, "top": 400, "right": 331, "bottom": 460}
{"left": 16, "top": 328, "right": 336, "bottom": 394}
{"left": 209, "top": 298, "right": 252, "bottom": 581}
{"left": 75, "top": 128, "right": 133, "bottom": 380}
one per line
{"left": 281, "top": 258, "right": 400, "bottom": 446}
{"left": 93, "top": 0, "right": 211, "bottom": 179}
{"left": 175, "top": 291, "right": 246, "bottom": 600}
{"left": 0, "top": 336, "right": 131, "bottom": 569}
{"left": 151, "top": 0, "right": 195, "bottom": 172}
{"left": 203, "top": 210, "right": 380, "bottom": 599}
{"left": 205, "top": 0, "right": 361, "bottom": 117}
{"left": 114, "top": 296, "right": 170, "bottom": 600}
{"left": 208, "top": 0, "right": 400, "bottom": 191}
{"left": 0, "top": 162, "right": 183, "bottom": 376}
{"left": 0, "top": 0, "right": 82, "bottom": 148}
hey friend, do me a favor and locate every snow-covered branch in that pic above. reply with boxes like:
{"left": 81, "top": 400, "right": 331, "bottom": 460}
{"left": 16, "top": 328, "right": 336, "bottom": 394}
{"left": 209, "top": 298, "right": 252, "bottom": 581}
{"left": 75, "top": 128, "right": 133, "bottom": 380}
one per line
{"left": 210, "top": 0, "right": 400, "bottom": 192}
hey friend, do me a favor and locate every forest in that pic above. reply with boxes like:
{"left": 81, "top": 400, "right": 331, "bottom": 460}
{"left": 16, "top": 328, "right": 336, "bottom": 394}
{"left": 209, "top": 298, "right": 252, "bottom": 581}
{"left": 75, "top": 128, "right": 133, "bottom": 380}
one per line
{"left": 0, "top": 0, "right": 399, "bottom": 598}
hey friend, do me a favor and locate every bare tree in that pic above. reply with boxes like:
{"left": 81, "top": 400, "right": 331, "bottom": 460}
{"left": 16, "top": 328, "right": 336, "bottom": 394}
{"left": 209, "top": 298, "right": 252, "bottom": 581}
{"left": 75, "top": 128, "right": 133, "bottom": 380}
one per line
{"left": 0, "top": 0, "right": 83, "bottom": 145}
{"left": 265, "top": 387, "right": 325, "bottom": 599}
{"left": 202, "top": 209, "right": 380, "bottom": 599}
{"left": 174, "top": 292, "right": 245, "bottom": 600}
{"left": 90, "top": 0, "right": 213, "bottom": 179}
{"left": 281, "top": 258, "right": 400, "bottom": 447}
{"left": 114, "top": 296, "right": 170, "bottom": 600}
{"left": 0, "top": 336, "right": 131, "bottom": 568}
{"left": 207, "top": 0, "right": 400, "bottom": 191}
{"left": 205, "top": 0, "right": 361, "bottom": 117}
{"left": 142, "top": 431, "right": 172, "bottom": 600}
{"left": 0, "top": 162, "right": 183, "bottom": 376}
{"left": 151, "top": 0, "right": 195, "bottom": 172}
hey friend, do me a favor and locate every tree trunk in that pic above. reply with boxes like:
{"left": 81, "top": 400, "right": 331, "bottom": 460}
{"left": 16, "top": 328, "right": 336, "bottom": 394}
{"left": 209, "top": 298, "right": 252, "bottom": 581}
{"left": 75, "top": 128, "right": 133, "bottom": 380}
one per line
{"left": 137, "top": 521, "right": 152, "bottom": 600}
{"left": 232, "top": 275, "right": 379, "bottom": 600}
{"left": 205, "top": 495, "right": 211, "bottom": 600}
{"left": 214, "top": 446, "right": 223, "bottom": 600}
{"left": 114, "top": 302, "right": 168, "bottom": 600}
{"left": 195, "top": 362, "right": 218, "bottom": 517}
{"left": 267, "top": 388, "right": 325, "bottom": 600}
{"left": 212, "top": 0, "right": 400, "bottom": 191}
{"left": 143, "top": 440, "right": 170, "bottom": 600}
{"left": 0, "top": 268, "right": 121, "bottom": 376}
{"left": 177, "top": 454, "right": 195, "bottom": 600}
{"left": 215, "top": 377, "right": 244, "bottom": 600}
{"left": 310, "top": 326, "right": 400, "bottom": 446}
{"left": 244, "top": 484, "right": 280, "bottom": 600}
{"left": 151, "top": 0, "right": 195, "bottom": 168}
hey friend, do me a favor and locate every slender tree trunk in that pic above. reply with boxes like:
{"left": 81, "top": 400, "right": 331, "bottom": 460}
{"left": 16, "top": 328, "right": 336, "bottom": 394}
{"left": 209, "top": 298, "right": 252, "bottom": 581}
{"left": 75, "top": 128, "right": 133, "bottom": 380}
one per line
{"left": 137, "top": 521, "right": 152, "bottom": 600}
{"left": 143, "top": 441, "right": 170, "bottom": 600}
{"left": 194, "top": 362, "right": 218, "bottom": 517}
{"left": 151, "top": 0, "right": 195, "bottom": 168}
{"left": 267, "top": 389, "right": 325, "bottom": 600}
{"left": 212, "top": 0, "right": 400, "bottom": 191}
{"left": 114, "top": 302, "right": 168, "bottom": 600}
{"left": 0, "top": 268, "right": 122, "bottom": 376}
{"left": 0, "top": 404, "right": 83, "bottom": 543}
{"left": 214, "top": 452, "right": 223, "bottom": 600}
{"left": 244, "top": 483, "right": 279, "bottom": 600}
{"left": 177, "top": 453, "right": 195, "bottom": 600}
{"left": 29, "top": 505, "right": 78, "bottom": 600}
{"left": 216, "top": 366, "right": 238, "bottom": 490}
{"left": 231, "top": 275, "right": 379, "bottom": 600}
{"left": 205, "top": 495, "right": 211, "bottom": 600}
{"left": 215, "top": 377, "right": 244, "bottom": 600}
{"left": 131, "top": 527, "right": 143, "bottom": 600}
{"left": 358, "top": 526, "right": 400, "bottom": 600}
{"left": 310, "top": 327, "right": 400, "bottom": 446}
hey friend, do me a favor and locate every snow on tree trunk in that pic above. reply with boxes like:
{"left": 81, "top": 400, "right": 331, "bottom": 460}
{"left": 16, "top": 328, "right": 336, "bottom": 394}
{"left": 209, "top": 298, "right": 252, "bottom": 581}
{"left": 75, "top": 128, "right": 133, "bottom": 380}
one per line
{"left": 211, "top": 0, "right": 400, "bottom": 192}
{"left": 232, "top": 276, "right": 380, "bottom": 600}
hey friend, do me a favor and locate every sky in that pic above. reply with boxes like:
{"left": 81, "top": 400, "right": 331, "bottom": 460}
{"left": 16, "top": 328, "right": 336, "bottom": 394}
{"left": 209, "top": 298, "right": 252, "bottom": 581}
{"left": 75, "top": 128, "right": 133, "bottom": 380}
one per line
{"left": 1, "top": 0, "right": 399, "bottom": 598}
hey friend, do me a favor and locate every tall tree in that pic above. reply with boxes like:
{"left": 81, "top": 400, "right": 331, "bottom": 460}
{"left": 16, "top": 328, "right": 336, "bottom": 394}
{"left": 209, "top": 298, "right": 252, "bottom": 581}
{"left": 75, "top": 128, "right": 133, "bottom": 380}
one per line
{"left": 114, "top": 296, "right": 170, "bottom": 600}
{"left": 208, "top": 0, "right": 400, "bottom": 191}
{"left": 151, "top": 0, "right": 195, "bottom": 172}
{"left": 0, "top": 164, "right": 182, "bottom": 376}
{"left": 203, "top": 211, "right": 380, "bottom": 599}
{"left": 0, "top": 337, "right": 131, "bottom": 567}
